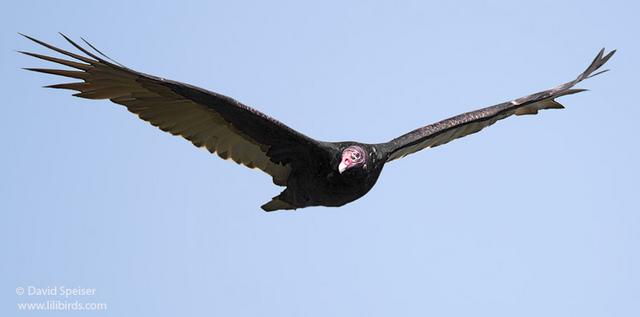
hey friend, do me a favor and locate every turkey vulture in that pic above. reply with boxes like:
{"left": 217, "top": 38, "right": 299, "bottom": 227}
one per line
{"left": 20, "top": 34, "right": 615, "bottom": 211}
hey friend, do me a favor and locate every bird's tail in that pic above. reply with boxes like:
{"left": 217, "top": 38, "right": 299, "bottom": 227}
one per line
{"left": 261, "top": 195, "right": 297, "bottom": 212}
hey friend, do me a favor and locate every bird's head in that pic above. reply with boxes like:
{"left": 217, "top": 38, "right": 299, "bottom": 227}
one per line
{"left": 338, "top": 145, "right": 368, "bottom": 174}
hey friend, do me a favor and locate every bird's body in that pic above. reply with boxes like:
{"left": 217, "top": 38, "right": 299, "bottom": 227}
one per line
{"left": 267, "top": 142, "right": 385, "bottom": 211}
{"left": 20, "top": 34, "right": 615, "bottom": 211}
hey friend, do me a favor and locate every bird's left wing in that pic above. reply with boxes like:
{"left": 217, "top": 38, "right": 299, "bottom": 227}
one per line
{"left": 381, "top": 49, "right": 615, "bottom": 162}
{"left": 20, "top": 34, "right": 329, "bottom": 186}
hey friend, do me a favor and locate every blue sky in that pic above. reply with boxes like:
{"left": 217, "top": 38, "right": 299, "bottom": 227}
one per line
{"left": 1, "top": 1, "right": 638, "bottom": 316}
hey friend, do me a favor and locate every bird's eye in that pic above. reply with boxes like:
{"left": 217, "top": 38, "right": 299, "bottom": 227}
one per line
{"left": 351, "top": 152, "right": 360, "bottom": 160}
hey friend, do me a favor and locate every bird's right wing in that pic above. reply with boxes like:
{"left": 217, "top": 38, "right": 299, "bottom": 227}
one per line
{"left": 381, "top": 49, "right": 615, "bottom": 162}
{"left": 21, "top": 33, "right": 331, "bottom": 186}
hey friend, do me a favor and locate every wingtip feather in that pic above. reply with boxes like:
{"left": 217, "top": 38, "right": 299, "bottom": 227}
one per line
{"left": 58, "top": 33, "right": 104, "bottom": 62}
{"left": 80, "top": 36, "right": 125, "bottom": 67}
{"left": 19, "top": 33, "right": 95, "bottom": 64}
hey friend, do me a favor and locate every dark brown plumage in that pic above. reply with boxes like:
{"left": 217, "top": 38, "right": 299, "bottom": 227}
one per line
{"left": 20, "top": 34, "right": 615, "bottom": 211}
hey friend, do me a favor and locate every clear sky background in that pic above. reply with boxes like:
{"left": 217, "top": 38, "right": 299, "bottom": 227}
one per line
{"left": 1, "top": 1, "right": 638, "bottom": 316}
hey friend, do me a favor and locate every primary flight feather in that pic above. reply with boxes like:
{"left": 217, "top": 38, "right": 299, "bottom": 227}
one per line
{"left": 20, "top": 34, "right": 615, "bottom": 211}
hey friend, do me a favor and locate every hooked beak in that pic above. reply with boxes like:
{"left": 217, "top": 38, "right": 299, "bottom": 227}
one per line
{"left": 338, "top": 161, "right": 348, "bottom": 174}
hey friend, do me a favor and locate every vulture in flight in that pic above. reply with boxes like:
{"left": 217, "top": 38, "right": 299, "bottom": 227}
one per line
{"left": 20, "top": 34, "right": 615, "bottom": 211}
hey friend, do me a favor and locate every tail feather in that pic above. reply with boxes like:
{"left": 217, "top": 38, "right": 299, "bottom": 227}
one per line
{"left": 261, "top": 196, "right": 297, "bottom": 212}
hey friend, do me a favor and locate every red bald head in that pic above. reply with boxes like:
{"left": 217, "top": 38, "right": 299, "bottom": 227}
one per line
{"left": 338, "top": 145, "right": 367, "bottom": 174}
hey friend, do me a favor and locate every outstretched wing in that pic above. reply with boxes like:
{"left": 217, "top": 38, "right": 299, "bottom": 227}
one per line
{"left": 381, "top": 49, "right": 615, "bottom": 162}
{"left": 20, "top": 33, "right": 328, "bottom": 186}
